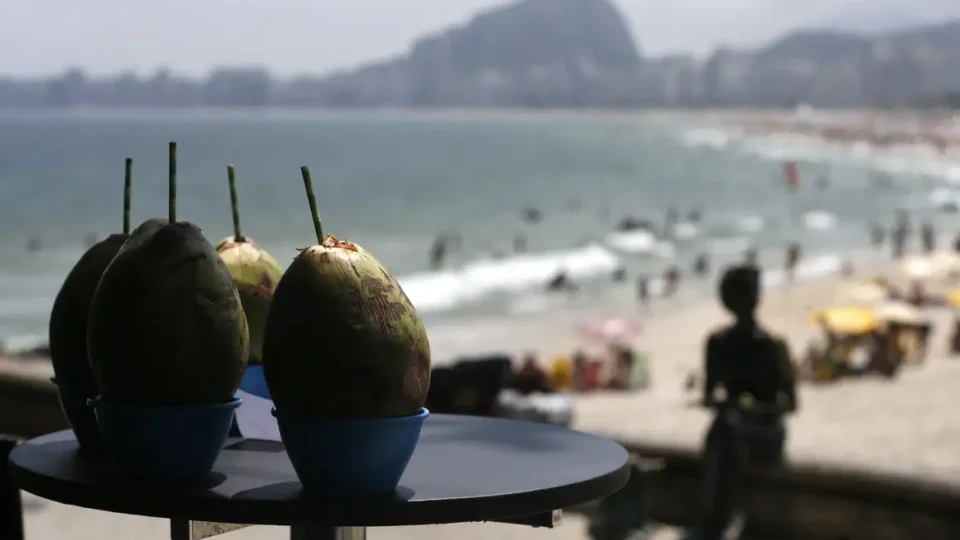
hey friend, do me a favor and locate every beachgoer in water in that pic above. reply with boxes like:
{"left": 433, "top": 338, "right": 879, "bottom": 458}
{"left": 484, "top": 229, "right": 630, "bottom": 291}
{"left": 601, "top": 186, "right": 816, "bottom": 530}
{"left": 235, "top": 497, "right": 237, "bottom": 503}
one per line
{"left": 611, "top": 266, "right": 627, "bottom": 282}
{"left": 891, "top": 210, "right": 911, "bottom": 259}
{"left": 870, "top": 223, "right": 885, "bottom": 248}
{"left": 743, "top": 247, "right": 758, "bottom": 267}
{"left": 688, "top": 207, "right": 703, "bottom": 224}
{"left": 546, "top": 271, "right": 576, "bottom": 293}
{"left": 429, "top": 234, "right": 454, "bottom": 270}
{"left": 636, "top": 274, "right": 650, "bottom": 307}
{"left": 26, "top": 237, "right": 41, "bottom": 252}
{"left": 921, "top": 222, "right": 936, "bottom": 254}
{"left": 513, "top": 234, "right": 527, "bottom": 253}
{"left": 84, "top": 233, "right": 98, "bottom": 248}
{"left": 785, "top": 241, "right": 801, "bottom": 282}
{"left": 689, "top": 265, "right": 797, "bottom": 539}
{"left": 663, "top": 266, "right": 681, "bottom": 297}
{"left": 693, "top": 253, "right": 710, "bottom": 279}
{"left": 521, "top": 207, "right": 541, "bottom": 223}
{"left": 664, "top": 207, "right": 679, "bottom": 236}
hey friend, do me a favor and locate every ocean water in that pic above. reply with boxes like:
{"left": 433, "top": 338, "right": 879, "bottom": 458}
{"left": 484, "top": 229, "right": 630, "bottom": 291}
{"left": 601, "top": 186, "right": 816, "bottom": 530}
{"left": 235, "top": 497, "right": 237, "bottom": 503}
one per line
{"left": 1, "top": 108, "right": 959, "bottom": 352}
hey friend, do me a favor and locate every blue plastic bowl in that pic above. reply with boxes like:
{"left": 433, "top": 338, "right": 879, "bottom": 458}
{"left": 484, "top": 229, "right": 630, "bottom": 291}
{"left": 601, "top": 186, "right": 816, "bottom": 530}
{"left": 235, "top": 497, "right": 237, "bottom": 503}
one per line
{"left": 239, "top": 364, "right": 272, "bottom": 399}
{"left": 91, "top": 395, "right": 241, "bottom": 482}
{"left": 50, "top": 377, "right": 105, "bottom": 456}
{"left": 275, "top": 408, "right": 429, "bottom": 496}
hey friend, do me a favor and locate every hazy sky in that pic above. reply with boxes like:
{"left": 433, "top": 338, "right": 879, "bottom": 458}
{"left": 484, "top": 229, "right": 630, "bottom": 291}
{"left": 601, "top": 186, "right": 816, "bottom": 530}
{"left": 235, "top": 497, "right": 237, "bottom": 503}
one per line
{"left": 3, "top": 0, "right": 960, "bottom": 77}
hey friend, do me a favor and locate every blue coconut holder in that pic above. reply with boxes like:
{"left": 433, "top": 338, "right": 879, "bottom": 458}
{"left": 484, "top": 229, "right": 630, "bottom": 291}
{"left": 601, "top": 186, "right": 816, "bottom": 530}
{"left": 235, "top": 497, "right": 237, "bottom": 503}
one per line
{"left": 274, "top": 407, "right": 429, "bottom": 496}
{"left": 50, "top": 377, "right": 105, "bottom": 456}
{"left": 90, "top": 395, "right": 242, "bottom": 483}
{"left": 239, "top": 364, "right": 272, "bottom": 399}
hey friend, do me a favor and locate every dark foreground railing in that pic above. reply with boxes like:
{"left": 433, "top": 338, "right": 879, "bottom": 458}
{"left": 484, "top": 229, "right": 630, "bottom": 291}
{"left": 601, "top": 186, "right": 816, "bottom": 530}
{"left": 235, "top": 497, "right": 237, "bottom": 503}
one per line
{"left": 5, "top": 369, "right": 960, "bottom": 540}
{"left": 0, "top": 435, "right": 24, "bottom": 540}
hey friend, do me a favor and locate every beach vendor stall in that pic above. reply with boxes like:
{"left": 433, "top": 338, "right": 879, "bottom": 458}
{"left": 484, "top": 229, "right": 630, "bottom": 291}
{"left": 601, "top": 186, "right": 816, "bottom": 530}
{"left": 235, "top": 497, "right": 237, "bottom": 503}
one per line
{"left": 948, "top": 289, "right": 960, "bottom": 355}
{"left": 837, "top": 278, "right": 891, "bottom": 305}
{"left": 873, "top": 301, "right": 933, "bottom": 366}
{"left": 576, "top": 316, "right": 650, "bottom": 391}
{"left": 805, "top": 306, "right": 882, "bottom": 381}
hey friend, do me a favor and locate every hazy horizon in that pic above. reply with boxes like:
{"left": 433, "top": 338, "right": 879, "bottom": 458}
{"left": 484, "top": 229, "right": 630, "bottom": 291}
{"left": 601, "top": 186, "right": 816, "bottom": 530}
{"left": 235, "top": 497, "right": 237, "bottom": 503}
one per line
{"left": 4, "top": 0, "right": 960, "bottom": 78}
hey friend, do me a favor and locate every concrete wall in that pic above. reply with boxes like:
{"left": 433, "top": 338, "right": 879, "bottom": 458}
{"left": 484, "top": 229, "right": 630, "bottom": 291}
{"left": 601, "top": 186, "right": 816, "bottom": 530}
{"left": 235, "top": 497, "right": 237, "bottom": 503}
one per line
{"left": 4, "top": 371, "right": 960, "bottom": 539}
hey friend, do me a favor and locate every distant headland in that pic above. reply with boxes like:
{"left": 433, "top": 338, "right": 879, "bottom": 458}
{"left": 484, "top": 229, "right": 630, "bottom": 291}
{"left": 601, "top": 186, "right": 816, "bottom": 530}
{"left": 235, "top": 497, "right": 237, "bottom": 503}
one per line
{"left": 2, "top": 0, "right": 960, "bottom": 109}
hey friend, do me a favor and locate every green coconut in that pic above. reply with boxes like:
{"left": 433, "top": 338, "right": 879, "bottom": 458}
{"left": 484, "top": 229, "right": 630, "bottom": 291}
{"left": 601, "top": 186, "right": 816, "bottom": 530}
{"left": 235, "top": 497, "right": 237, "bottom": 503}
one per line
{"left": 49, "top": 158, "right": 134, "bottom": 391}
{"left": 262, "top": 166, "right": 431, "bottom": 419}
{"left": 214, "top": 165, "right": 283, "bottom": 365}
{"left": 86, "top": 142, "right": 249, "bottom": 406}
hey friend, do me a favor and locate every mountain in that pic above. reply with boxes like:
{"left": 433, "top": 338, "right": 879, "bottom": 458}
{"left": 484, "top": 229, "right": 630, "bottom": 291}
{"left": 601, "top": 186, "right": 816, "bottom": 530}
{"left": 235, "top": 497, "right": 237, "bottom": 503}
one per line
{"left": 4, "top": 0, "right": 960, "bottom": 109}
{"left": 272, "top": 0, "right": 645, "bottom": 108}
{"left": 699, "top": 21, "right": 960, "bottom": 107}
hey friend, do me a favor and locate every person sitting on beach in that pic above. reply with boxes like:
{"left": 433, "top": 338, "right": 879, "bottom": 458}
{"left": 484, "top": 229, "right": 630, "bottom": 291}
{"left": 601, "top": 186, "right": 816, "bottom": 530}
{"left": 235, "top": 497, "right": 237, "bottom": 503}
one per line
{"left": 512, "top": 353, "right": 551, "bottom": 395}
{"left": 907, "top": 280, "right": 927, "bottom": 307}
{"left": 689, "top": 264, "right": 797, "bottom": 539}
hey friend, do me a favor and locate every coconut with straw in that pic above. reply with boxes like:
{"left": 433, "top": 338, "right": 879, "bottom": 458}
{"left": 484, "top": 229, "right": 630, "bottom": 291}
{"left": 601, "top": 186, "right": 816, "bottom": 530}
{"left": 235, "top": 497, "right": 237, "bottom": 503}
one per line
{"left": 50, "top": 158, "right": 135, "bottom": 392}
{"left": 87, "top": 142, "right": 249, "bottom": 406}
{"left": 262, "top": 166, "right": 431, "bottom": 419}
{"left": 215, "top": 165, "right": 283, "bottom": 365}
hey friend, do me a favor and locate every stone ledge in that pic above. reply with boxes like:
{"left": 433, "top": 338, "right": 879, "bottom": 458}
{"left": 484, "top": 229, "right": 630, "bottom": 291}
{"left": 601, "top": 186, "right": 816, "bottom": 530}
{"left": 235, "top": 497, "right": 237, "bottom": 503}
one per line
{"left": 3, "top": 366, "right": 960, "bottom": 539}
{"left": 594, "top": 435, "right": 960, "bottom": 540}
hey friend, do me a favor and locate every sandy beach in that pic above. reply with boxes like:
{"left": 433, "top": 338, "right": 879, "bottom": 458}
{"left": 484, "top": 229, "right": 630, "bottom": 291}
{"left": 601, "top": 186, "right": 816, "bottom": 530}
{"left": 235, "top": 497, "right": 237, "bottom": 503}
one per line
{"left": 16, "top": 247, "right": 960, "bottom": 539}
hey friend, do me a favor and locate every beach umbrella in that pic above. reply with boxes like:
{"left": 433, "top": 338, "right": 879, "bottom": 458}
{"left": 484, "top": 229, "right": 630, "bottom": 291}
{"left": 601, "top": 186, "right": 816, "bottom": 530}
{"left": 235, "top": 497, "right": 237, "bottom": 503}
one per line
{"left": 873, "top": 301, "right": 928, "bottom": 326}
{"left": 578, "top": 317, "right": 641, "bottom": 344}
{"left": 948, "top": 289, "right": 960, "bottom": 309}
{"left": 810, "top": 306, "right": 879, "bottom": 335}
{"left": 900, "top": 253, "right": 960, "bottom": 279}
{"left": 837, "top": 280, "right": 888, "bottom": 304}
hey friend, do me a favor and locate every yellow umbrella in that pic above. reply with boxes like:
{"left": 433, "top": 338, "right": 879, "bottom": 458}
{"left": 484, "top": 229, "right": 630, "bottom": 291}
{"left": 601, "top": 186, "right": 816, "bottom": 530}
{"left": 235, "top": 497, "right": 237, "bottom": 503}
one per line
{"left": 948, "top": 289, "right": 960, "bottom": 309}
{"left": 810, "top": 306, "right": 879, "bottom": 335}
{"left": 837, "top": 280, "right": 888, "bottom": 304}
{"left": 874, "top": 301, "right": 928, "bottom": 325}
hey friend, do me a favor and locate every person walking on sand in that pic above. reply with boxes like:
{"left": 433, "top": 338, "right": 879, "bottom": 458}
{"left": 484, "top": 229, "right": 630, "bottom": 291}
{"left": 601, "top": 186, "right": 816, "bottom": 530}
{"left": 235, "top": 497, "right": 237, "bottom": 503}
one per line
{"left": 693, "top": 253, "right": 710, "bottom": 279}
{"left": 636, "top": 274, "right": 650, "bottom": 308}
{"left": 689, "top": 265, "right": 797, "bottom": 540}
{"left": 921, "top": 222, "right": 936, "bottom": 254}
{"left": 784, "top": 241, "right": 801, "bottom": 282}
{"left": 662, "top": 265, "right": 681, "bottom": 298}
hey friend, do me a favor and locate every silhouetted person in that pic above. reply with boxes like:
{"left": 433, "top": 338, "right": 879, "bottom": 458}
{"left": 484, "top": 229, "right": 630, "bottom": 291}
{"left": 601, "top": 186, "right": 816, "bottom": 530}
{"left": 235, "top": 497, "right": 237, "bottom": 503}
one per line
{"left": 785, "top": 242, "right": 801, "bottom": 282}
{"left": 693, "top": 253, "right": 710, "bottom": 279}
{"left": 921, "top": 222, "right": 936, "bottom": 254}
{"left": 689, "top": 265, "right": 797, "bottom": 539}
{"left": 429, "top": 236, "right": 448, "bottom": 270}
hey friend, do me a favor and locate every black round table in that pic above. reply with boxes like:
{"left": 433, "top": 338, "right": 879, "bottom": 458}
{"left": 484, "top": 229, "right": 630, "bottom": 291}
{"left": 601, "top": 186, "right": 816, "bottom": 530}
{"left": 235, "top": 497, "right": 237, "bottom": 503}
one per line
{"left": 9, "top": 414, "right": 629, "bottom": 540}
